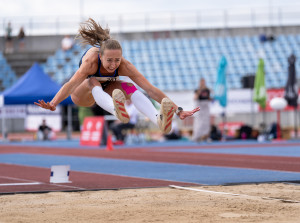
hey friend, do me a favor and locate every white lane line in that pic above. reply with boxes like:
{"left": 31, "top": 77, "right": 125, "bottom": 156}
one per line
{"left": 0, "top": 175, "right": 86, "bottom": 190}
{"left": 0, "top": 176, "right": 42, "bottom": 182}
{"left": 169, "top": 185, "right": 300, "bottom": 203}
{"left": 47, "top": 184, "right": 86, "bottom": 190}
{"left": 0, "top": 182, "right": 42, "bottom": 186}
{"left": 169, "top": 185, "right": 242, "bottom": 196}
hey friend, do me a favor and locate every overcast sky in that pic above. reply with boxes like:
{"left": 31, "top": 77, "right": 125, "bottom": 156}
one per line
{"left": 1, "top": 0, "right": 299, "bottom": 18}
{"left": 1, "top": 0, "right": 299, "bottom": 36}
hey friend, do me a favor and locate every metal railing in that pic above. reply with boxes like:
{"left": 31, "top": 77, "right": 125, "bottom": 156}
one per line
{"left": 1, "top": 5, "right": 300, "bottom": 36}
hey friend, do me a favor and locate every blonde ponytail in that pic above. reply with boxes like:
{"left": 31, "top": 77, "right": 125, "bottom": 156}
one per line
{"left": 76, "top": 18, "right": 110, "bottom": 47}
{"left": 76, "top": 18, "right": 122, "bottom": 55}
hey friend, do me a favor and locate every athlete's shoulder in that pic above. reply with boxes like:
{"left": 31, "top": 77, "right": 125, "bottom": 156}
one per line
{"left": 82, "top": 47, "right": 99, "bottom": 64}
{"left": 120, "top": 57, "right": 133, "bottom": 67}
{"left": 86, "top": 47, "right": 99, "bottom": 57}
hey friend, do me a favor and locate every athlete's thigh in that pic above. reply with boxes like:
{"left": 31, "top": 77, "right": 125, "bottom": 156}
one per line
{"left": 71, "top": 79, "right": 95, "bottom": 107}
{"left": 104, "top": 81, "right": 137, "bottom": 99}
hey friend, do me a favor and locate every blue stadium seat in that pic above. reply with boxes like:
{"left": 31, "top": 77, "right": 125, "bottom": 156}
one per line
{"left": 38, "top": 32, "right": 299, "bottom": 91}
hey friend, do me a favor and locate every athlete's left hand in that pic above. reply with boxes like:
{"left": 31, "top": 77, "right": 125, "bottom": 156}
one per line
{"left": 178, "top": 107, "right": 200, "bottom": 120}
{"left": 34, "top": 100, "right": 56, "bottom": 111}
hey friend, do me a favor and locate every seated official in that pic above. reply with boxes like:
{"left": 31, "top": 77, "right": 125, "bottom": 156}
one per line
{"left": 37, "top": 119, "right": 54, "bottom": 141}
{"left": 209, "top": 124, "right": 222, "bottom": 141}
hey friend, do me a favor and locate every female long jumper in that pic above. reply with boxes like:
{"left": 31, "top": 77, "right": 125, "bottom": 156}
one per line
{"left": 35, "top": 18, "right": 200, "bottom": 134}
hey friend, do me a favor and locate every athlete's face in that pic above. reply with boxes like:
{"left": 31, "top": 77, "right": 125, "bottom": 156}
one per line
{"left": 100, "top": 49, "right": 122, "bottom": 73}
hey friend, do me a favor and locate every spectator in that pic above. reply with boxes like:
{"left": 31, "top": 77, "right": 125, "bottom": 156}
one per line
{"left": 259, "top": 33, "right": 275, "bottom": 43}
{"left": 268, "top": 122, "right": 278, "bottom": 140}
{"left": 257, "top": 122, "right": 268, "bottom": 142}
{"left": 259, "top": 33, "right": 267, "bottom": 43}
{"left": 267, "top": 34, "right": 275, "bottom": 41}
{"left": 192, "top": 78, "right": 211, "bottom": 142}
{"left": 61, "top": 35, "right": 74, "bottom": 51}
{"left": 209, "top": 124, "right": 222, "bottom": 141}
{"left": 110, "top": 99, "right": 138, "bottom": 142}
{"left": 237, "top": 124, "right": 253, "bottom": 140}
{"left": 5, "top": 22, "right": 13, "bottom": 54}
{"left": 17, "top": 26, "right": 25, "bottom": 51}
{"left": 37, "top": 119, "right": 54, "bottom": 141}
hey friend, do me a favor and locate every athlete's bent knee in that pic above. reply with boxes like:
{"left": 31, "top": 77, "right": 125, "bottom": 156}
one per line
{"left": 71, "top": 94, "right": 95, "bottom": 107}
{"left": 88, "top": 77, "right": 101, "bottom": 89}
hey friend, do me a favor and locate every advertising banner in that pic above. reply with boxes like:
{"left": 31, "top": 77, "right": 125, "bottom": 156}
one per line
{"left": 80, "top": 117, "right": 105, "bottom": 146}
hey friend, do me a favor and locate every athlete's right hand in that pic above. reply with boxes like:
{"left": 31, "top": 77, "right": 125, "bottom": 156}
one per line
{"left": 34, "top": 100, "right": 56, "bottom": 111}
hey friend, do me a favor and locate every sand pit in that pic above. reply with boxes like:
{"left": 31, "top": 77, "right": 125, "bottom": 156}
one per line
{"left": 1, "top": 183, "right": 300, "bottom": 222}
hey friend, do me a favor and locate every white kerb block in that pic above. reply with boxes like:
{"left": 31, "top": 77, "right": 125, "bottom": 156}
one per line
{"left": 50, "top": 165, "right": 71, "bottom": 183}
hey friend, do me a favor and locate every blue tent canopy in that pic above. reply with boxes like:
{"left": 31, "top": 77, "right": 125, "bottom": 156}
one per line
{"left": 1, "top": 63, "right": 73, "bottom": 105}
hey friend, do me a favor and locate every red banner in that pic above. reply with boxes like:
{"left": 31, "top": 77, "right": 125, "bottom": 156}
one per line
{"left": 80, "top": 117, "right": 105, "bottom": 146}
{"left": 261, "top": 89, "right": 300, "bottom": 111}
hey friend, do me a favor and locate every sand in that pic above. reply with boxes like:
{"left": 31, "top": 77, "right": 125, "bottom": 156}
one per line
{"left": 1, "top": 183, "right": 300, "bottom": 223}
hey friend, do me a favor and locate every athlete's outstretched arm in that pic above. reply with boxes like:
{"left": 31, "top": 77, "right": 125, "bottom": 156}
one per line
{"left": 118, "top": 58, "right": 200, "bottom": 119}
{"left": 35, "top": 53, "right": 98, "bottom": 111}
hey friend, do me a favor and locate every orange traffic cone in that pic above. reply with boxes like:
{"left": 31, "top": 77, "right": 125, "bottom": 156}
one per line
{"left": 106, "top": 134, "right": 114, "bottom": 151}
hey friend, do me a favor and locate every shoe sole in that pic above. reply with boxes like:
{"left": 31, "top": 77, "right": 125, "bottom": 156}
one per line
{"left": 112, "top": 89, "right": 130, "bottom": 123}
{"left": 160, "top": 98, "right": 175, "bottom": 134}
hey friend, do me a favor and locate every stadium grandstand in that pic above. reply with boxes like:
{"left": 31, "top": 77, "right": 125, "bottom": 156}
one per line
{"left": 0, "top": 5, "right": 299, "bottom": 137}
{"left": 39, "top": 33, "right": 300, "bottom": 91}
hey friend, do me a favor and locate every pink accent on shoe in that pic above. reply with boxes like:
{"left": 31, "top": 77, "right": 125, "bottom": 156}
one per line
{"left": 121, "top": 82, "right": 137, "bottom": 95}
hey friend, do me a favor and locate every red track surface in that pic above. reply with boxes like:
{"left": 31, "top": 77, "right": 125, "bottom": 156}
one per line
{"left": 0, "top": 163, "right": 199, "bottom": 194}
{"left": 1, "top": 145, "right": 300, "bottom": 172}
{"left": 1, "top": 143, "right": 300, "bottom": 194}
